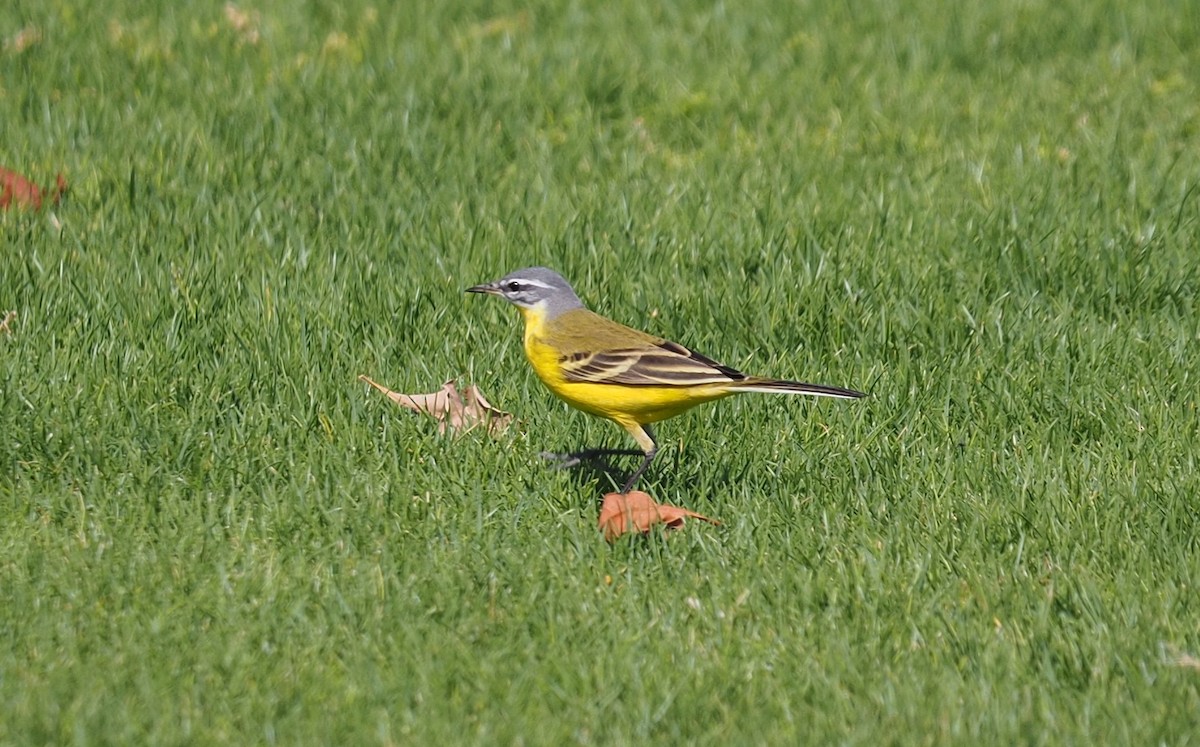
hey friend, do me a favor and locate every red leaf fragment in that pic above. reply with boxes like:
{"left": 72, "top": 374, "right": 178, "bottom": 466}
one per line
{"left": 1, "top": 167, "right": 67, "bottom": 211}
{"left": 598, "top": 490, "right": 719, "bottom": 541}
{"left": 360, "top": 376, "right": 512, "bottom": 435}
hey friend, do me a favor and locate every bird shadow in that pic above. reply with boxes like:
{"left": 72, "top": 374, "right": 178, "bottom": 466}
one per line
{"left": 540, "top": 446, "right": 733, "bottom": 511}
{"left": 540, "top": 448, "right": 644, "bottom": 505}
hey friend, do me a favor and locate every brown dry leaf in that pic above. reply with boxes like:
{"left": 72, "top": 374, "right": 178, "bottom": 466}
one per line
{"left": 360, "top": 376, "right": 512, "bottom": 435}
{"left": 0, "top": 311, "right": 15, "bottom": 336}
{"left": 4, "top": 26, "right": 41, "bottom": 54}
{"left": 1164, "top": 644, "right": 1200, "bottom": 671}
{"left": 461, "top": 11, "right": 530, "bottom": 43}
{"left": 599, "top": 490, "right": 719, "bottom": 542}
{"left": 223, "top": 3, "right": 261, "bottom": 45}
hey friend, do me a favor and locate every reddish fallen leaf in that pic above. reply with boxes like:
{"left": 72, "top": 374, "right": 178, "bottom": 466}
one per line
{"left": 1, "top": 167, "right": 67, "bottom": 210}
{"left": 599, "top": 490, "right": 719, "bottom": 541}
{"left": 360, "top": 376, "right": 512, "bottom": 435}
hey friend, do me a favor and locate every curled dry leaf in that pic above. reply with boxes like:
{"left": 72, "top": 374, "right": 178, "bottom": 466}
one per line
{"left": 0, "top": 311, "right": 15, "bottom": 336}
{"left": 599, "top": 490, "right": 718, "bottom": 542}
{"left": 1, "top": 167, "right": 67, "bottom": 211}
{"left": 360, "top": 376, "right": 512, "bottom": 435}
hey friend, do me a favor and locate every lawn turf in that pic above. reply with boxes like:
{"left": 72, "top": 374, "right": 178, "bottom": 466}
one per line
{"left": 2, "top": 0, "right": 1199, "bottom": 744}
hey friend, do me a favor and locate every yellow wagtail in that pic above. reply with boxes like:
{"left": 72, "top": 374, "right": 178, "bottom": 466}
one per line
{"left": 467, "top": 267, "right": 865, "bottom": 492}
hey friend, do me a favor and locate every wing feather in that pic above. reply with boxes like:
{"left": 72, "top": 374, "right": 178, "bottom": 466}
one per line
{"left": 560, "top": 340, "right": 746, "bottom": 387}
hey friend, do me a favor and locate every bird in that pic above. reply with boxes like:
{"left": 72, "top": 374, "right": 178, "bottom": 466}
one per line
{"left": 467, "top": 266, "right": 865, "bottom": 493}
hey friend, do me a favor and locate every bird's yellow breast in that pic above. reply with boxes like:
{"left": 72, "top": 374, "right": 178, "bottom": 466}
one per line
{"left": 518, "top": 304, "right": 730, "bottom": 427}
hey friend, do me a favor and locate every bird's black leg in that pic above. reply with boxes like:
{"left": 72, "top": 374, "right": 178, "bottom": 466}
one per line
{"left": 619, "top": 447, "right": 657, "bottom": 494}
{"left": 619, "top": 425, "right": 657, "bottom": 493}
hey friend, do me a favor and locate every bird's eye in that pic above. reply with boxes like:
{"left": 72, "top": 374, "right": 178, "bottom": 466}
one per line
{"left": 506, "top": 281, "right": 521, "bottom": 292}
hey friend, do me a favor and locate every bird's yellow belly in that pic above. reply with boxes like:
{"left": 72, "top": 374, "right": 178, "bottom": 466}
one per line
{"left": 523, "top": 332, "right": 729, "bottom": 426}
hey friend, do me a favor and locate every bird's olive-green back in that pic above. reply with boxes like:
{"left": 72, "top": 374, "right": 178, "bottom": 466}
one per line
{"left": 539, "top": 308, "right": 664, "bottom": 356}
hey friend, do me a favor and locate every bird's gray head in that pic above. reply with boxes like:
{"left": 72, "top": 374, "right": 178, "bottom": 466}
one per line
{"left": 466, "top": 266, "right": 585, "bottom": 317}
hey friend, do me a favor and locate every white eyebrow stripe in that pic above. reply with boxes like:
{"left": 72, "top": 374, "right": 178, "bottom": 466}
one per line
{"left": 513, "top": 278, "right": 555, "bottom": 289}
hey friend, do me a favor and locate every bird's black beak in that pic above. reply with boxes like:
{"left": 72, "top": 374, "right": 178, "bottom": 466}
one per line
{"left": 465, "top": 281, "right": 500, "bottom": 295}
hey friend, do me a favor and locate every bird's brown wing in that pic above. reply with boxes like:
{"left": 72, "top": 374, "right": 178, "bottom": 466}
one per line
{"left": 559, "top": 336, "right": 747, "bottom": 388}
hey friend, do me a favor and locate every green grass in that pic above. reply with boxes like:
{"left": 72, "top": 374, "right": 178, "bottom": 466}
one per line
{"left": 3, "top": 0, "right": 1199, "bottom": 743}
